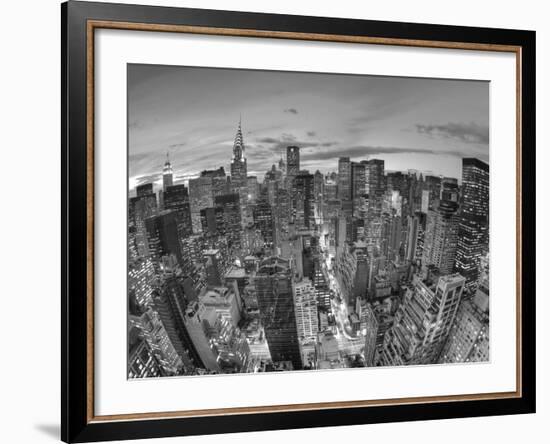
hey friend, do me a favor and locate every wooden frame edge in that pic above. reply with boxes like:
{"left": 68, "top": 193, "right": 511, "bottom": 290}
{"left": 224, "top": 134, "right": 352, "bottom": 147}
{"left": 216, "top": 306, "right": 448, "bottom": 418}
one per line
{"left": 84, "top": 18, "right": 525, "bottom": 425}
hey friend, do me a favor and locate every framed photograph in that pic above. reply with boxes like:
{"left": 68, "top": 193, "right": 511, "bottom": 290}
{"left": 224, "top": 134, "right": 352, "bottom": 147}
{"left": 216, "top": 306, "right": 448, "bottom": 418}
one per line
{"left": 61, "top": 1, "right": 536, "bottom": 442}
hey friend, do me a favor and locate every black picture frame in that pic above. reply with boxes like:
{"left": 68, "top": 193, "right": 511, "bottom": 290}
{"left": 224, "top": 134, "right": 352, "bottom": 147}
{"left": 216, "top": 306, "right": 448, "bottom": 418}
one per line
{"left": 61, "top": 1, "right": 536, "bottom": 442}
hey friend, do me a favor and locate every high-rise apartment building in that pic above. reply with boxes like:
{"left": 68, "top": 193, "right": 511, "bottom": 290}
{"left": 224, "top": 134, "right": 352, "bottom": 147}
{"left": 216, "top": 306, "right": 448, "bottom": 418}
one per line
{"left": 379, "top": 274, "right": 465, "bottom": 366}
{"left": 254, "top": 257, "right": 302, "bottom": 370}
{"left": 439, "top": 277, "right": 489, "bottom": 363}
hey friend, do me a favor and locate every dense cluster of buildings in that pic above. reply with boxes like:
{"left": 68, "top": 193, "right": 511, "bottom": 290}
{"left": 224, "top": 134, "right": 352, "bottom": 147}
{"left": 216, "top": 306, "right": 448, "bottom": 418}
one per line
{"left": 127, "top": 120, "right": 490, "bottom": 378}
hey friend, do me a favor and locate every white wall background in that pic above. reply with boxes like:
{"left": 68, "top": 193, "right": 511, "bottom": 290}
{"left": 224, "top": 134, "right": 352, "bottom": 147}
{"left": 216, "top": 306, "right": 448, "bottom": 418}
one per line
{"left": 0, "top": 1, "right": 546, "bottom": 443}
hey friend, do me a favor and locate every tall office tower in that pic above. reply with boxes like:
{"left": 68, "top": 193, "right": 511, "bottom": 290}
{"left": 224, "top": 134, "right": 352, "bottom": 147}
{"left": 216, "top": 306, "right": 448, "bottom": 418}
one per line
{"left": 295, "top": 171, "right": 315, "bottom": 229}
{"left": 365, "top": 159, "right": 385, "bottom": 211}
{"left": 386, "top": 171, "right": 406, "bottom": 195}
{"left": 324, "top": 176, "right": 337, "bottom": 200}
{"left": 199, "top": 207, "right": 223, "bottom": 236}
{"left": 254, "top": 257, "right": 302, "bottom": 370}
{"left": 286, "top": 146, "right": 300, "bottom": 218}
{"left": 351, "top": 160, "right": 366, "bottom": 199}
{"left": 438, "top": 278, "right": 489, "bottom": 363}
{"left": 145, "top": 211, "right": 183, "bottom": 270}
{"left": 378, "top": 274, "right": 465, "bottom": 366}
{"left": 273, "top": 187, "right": 291, "bottom": 247}
{"left": 454, "top": 158, "right": 490, "bottom": 292}
{"left": 423, "top": 175, "right": 442, "bottom": 211}
{"left": 253, "top": 188, "right": 274, "bottom": 249}
{"left": 128, "top": 257, "right": 156, "bottom": 307}
{"left": 127, "top": 326, "right": 163, "bottom": 378}
{"left": 293, "top": 278, "right": 319, "bottom": 341}
{"left": 422, "top": 179, "right": 460, "bottom": 274}
{"left": 313, "top": 170, "right": 324, "bottom": 222}
{"left": 152, "top": 276, "right": 206, "bottom": 372}
{"left": 380, "top": 214, "right": 403, "bottom": 262}
{"left": 214, "top": 193, "right": 242, "bottom": 254}
{"left": 129, "top": 188, "right": 158, "bottom": 258}
{"left": 201, "top": 167, "right": 229, "bottom": 197}
{"left": 351, "top": 162, "right": 367, "bottom": 221}
{"left": 334, "top": 241, "right": 369, "bottom": 312}
{"left": 286, "top": 145, "right": 300, "bottom": 180}
{"left": 162, "top": 152, "right": 173, "bottom": 191}
{"left": 247, "top": 176, "right": 259, "bottom": 204}
{"left": 163, "top": 184, "right": 193, "bottom": 239}
{"left": 264, "top": 165, "right": 282, "bottom": 204}
{"left": 188, "top": 176, "right": 213, "bottom": 233}
{"left": 337, "top": 157, "right": 352, "bottom": 201}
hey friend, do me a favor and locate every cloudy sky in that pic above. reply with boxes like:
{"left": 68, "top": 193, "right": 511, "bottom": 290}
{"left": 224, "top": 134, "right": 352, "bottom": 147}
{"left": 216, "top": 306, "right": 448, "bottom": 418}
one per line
{"left": 128, "top": 64, "right": 489, "bottom": 191}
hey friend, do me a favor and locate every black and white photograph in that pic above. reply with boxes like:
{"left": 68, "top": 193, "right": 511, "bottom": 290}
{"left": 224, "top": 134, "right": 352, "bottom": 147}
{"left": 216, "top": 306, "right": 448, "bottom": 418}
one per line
{"left": 127, "top": 64, "right": 490, "bottom": 378}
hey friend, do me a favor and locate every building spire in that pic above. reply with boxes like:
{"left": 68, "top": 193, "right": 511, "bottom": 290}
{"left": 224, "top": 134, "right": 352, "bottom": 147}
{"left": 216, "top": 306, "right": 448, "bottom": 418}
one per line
{"left": 233, "top": 116, "right": 245, "bottom": 161}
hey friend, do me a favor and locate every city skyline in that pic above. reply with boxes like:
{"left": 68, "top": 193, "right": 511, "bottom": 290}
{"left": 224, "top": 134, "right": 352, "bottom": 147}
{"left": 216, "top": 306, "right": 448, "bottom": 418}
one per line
{"left": 128, "top": 64, "right": 489, "bottom": 379}
{"left": 129, "top": 64, "right": 489, "bottom": 191}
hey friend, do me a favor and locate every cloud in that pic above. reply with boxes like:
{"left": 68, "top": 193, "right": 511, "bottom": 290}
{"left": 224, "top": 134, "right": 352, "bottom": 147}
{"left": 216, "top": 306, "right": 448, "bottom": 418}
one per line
{"left": 300, "top": 145, "right": 467, "bottom": 162}
{"left": 255, "top": 134, "right": 337, "bottom": 154}
{"left": 284, "top": 108, "right": 298, "bottom": 114}
{"left": 129, "top": 119, "right": 145, "bottom": 130}
{"left": 415, "top": 122, "right": 489, "bottom": 145}
{"left": 129, "top": 152, "right": 154, "bottom": 163}
{"left": 135, "top": 173, "right": 162, "bottom": 186}
{"left": 169, "top": 142, "right": 186, "bottom": 149}
{"left": 307, "top": 131, "right": 316, "bottom": 137}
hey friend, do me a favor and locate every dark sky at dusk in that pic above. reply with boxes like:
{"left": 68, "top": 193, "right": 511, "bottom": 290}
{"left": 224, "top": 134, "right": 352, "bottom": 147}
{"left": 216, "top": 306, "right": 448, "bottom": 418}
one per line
{"left": 128, "top": 64, "right": 489, "bottom": 191}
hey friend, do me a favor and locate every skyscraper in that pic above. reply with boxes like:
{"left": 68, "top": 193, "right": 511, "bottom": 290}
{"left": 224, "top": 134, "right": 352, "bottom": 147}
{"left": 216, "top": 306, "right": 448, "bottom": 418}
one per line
{"left": 136, "top": 183, "right": 154, "bottom": 198}
{"left": 163, "top": 184, "right": 193, "bottom": 240}
{"left": 129, "top": 189, "right": 157, "bottom": 258}
{"left": 253, "top": 188, "right": 274, "bottom": 249}
{"left": 294, "top": 171, "right": 315, "bottom": 229}
{"left": 422, "top": 179, "right": 460, "bottom": 274}
{"left": 351, "top": 161, "right": 366, "bottom": 217}
{"left": 286, "top": 146, "right": 300, "bottom": 179}
{"left": 214, "top": 193, "right": 242, "bottom": 254}
{"left": 230, "top": 118, "right": 248, "bottom": 220}
{"left": 365, "top": 159, "right": 385, "bottom": 215}
{"left": 337, "top": 157, "right": 352, "bottom": 201}
{"left": 254, "top": 257, "right": 302, "bottom": 370}
{"left": 162, "top": 152, "right": 173, "bottom": 191}
{"left": 454, "top": 158, "right": 490, "bottom": 292}
{"left": 152, "top": 277, "right": 205, "bottom": 371}
{"left": 145, "top": 211, "right": 183, "bottom": 269}
{"left": 188, "top": 176, "right": 213, "bottom": 233}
